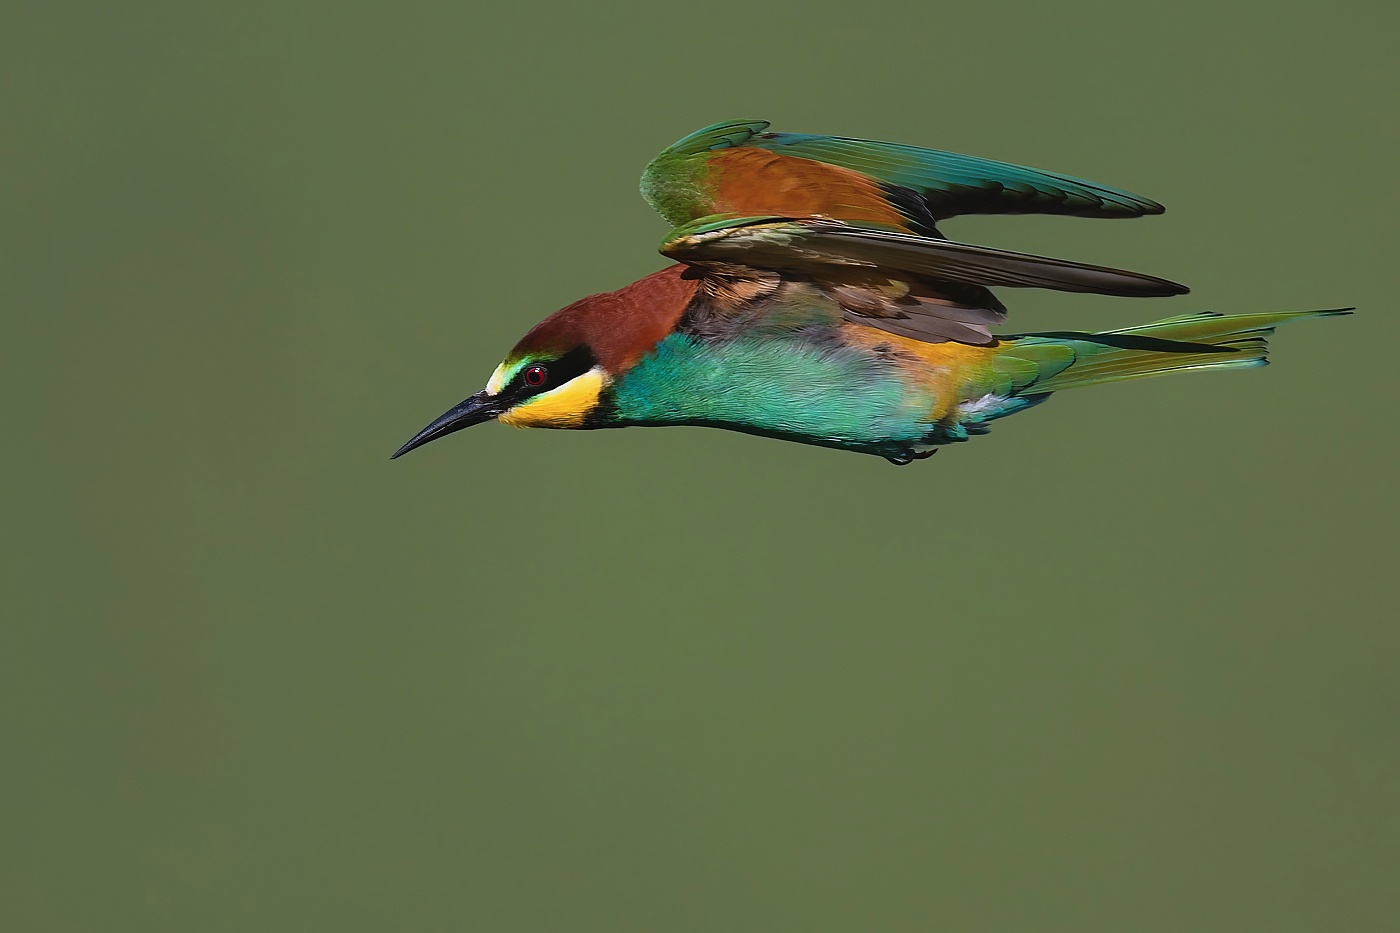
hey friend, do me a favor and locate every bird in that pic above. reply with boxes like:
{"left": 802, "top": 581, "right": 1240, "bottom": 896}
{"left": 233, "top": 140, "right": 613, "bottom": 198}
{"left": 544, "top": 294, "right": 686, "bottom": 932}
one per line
{"left": 392, "top": 119, "right": 1347, "bottom": 465}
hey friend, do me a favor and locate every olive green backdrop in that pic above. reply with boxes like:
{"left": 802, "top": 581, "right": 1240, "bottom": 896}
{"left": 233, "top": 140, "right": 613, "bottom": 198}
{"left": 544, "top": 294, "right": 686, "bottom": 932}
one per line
{"left": 4, "top": 2, "right": 1396, "bottom": 930}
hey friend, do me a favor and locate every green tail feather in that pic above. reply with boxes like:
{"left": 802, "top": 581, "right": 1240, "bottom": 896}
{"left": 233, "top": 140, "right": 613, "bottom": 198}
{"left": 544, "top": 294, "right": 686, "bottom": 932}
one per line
{"left": 994, "top": 308, "right": 1352, "bottom": 395}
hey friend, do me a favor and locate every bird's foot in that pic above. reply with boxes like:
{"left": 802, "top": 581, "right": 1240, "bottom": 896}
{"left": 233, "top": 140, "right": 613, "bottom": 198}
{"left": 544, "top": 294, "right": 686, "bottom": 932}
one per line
{"left": 885, "top": 449, "right": 938, "bottom": 466}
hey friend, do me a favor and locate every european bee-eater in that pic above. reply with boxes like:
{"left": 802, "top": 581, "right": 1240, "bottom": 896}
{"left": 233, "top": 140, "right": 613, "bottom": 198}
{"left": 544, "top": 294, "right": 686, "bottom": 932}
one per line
{"left": 393, "top": 120, "right": 1347, "bottom": 465}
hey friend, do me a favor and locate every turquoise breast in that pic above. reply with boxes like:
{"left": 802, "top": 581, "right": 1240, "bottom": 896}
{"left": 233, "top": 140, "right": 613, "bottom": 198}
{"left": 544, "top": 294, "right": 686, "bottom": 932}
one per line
{"left": 608, "top": 333, "right": 937, "bottom": 451}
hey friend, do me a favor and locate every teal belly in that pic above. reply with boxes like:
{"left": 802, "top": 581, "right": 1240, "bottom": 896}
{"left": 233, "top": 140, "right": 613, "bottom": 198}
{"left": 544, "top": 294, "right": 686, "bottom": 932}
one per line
{"left": 608, "top": 334, "right": 936, "bottom": 452}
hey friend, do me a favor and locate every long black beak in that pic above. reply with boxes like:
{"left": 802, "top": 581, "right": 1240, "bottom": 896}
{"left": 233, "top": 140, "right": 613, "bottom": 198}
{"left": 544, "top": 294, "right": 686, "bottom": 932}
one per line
{"left": 390, "top": 391, "right": 502, "bottom": 459}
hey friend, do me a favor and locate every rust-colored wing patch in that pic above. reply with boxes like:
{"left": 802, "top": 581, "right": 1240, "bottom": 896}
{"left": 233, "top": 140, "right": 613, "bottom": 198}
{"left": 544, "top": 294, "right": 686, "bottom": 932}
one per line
{"left": 709, "top": 149, "right": 911, "bottom": 232}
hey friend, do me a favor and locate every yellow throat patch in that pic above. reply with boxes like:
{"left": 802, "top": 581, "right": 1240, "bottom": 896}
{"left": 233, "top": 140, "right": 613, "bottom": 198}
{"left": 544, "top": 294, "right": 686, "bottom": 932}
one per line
{"left": 498, "top": 367, "right": 608, "bottom": 428}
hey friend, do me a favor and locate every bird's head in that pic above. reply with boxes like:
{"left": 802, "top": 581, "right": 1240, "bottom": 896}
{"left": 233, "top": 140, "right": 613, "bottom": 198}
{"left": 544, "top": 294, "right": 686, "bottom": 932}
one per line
{"left": 391, "top": 265, "right": 698, "bottom": 459}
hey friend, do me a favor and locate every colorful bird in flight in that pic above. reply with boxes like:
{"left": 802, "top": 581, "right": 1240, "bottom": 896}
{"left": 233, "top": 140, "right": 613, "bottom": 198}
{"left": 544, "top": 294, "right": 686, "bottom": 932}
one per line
{"left": 393, "top": 120, "right": 1346, "bottom": 465}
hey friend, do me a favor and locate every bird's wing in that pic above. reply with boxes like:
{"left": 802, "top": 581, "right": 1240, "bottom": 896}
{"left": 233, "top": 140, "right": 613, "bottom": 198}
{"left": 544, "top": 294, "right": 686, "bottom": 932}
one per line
{"left": 663, "top": 216, "right": 1187, "bottom": 297}
{"left": 641, "top": 120, "right": 1164, "bottom": 237}
{"left": 645, "top": 123, "right": 1181, "bottom": 346}
{"left": 660, "top": 215, "right": 1187, "bottom": 345}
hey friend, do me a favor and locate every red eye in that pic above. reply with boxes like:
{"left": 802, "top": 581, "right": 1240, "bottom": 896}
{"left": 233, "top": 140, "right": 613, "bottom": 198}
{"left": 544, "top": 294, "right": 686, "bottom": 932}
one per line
{"left": 523, "top": 364, "right": 548, "bottom": 387}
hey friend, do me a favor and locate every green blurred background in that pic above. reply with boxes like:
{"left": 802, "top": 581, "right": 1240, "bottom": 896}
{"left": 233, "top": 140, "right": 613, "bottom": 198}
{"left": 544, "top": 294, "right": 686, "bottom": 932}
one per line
{"left": 4, "top": 1, "right": 1396, "bottom": 929}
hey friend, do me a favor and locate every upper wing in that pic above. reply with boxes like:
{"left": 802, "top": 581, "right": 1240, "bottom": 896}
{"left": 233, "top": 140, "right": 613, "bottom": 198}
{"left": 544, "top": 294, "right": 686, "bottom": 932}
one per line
{"left": 661, "top": 215, "right": 1188, "bottom": 345}
{"left": 641, "top": 120, "right": 1165, "bottom": 237}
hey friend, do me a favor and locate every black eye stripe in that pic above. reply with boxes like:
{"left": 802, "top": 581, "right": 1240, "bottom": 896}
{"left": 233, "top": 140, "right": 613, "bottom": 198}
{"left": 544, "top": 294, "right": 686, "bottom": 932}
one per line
{"left": 509, "top": 346, "right": 598, "bottom": 399}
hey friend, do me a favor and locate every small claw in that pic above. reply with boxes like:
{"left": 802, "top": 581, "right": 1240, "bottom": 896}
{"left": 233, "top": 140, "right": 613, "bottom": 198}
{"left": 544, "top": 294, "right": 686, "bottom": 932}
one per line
{"left": 885, "top": 449, "right": 937, "bottom": 466}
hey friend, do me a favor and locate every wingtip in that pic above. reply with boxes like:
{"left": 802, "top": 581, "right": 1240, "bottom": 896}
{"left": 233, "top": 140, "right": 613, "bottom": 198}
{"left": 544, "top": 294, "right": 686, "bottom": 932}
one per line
{"left": 1096, "top": 197, "right": 1164, "bottom": 218}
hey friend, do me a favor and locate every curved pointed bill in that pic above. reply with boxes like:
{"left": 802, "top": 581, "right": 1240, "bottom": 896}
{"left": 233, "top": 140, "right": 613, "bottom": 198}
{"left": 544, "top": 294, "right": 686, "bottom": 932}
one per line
{"left": 390, "top": 391, "right": 503, "bottom": 459}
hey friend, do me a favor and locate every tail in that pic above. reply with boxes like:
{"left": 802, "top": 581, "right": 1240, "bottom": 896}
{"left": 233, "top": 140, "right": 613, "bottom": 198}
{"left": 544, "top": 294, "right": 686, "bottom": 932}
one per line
{"left": 945, "top": 308, "right": 1351, "bottom": 439}
{"left": 990, "top": 308, "right": 1352, "bottom": 396}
